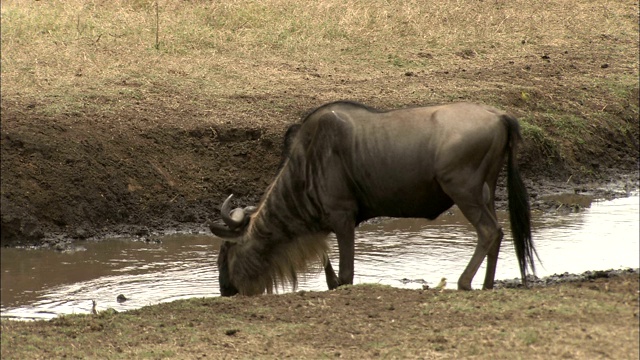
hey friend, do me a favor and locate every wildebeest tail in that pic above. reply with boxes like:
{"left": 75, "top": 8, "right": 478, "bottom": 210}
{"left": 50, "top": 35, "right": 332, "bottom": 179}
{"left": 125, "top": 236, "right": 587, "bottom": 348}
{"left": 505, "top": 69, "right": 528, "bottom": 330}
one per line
{"left": 503, "top": 115, "right": 538, "bottom": 286}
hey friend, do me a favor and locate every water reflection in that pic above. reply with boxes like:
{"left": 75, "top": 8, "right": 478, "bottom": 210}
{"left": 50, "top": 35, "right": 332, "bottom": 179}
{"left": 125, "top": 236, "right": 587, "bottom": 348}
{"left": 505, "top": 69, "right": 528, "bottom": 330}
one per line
{"left": 352, "top": 195, "right": 640, "bottom": 289}
{"left": 2, "top": 196, "right": 638, "bottom": 320}
{"left": 1, "top": 236, "right": 220, "bottom": 320}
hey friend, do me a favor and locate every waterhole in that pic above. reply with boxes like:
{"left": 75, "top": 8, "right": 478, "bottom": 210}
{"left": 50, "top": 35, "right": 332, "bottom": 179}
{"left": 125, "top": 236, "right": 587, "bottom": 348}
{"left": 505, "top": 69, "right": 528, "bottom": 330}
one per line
{"left": 2, "top": 195, "right": 638, "bottom": 320}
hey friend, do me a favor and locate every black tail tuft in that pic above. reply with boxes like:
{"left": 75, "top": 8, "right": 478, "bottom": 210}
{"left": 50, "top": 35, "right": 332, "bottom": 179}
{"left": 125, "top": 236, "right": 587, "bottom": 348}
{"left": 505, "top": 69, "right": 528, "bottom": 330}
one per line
{"left": 503, "top": 115, "right": 539, "bottom": 287}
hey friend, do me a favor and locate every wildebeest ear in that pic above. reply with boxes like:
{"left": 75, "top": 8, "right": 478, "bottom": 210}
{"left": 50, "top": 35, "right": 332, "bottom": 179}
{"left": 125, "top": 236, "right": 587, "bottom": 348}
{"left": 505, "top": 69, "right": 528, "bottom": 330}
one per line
{"left": 208, "top": 222, "right": 242, "bottom": 241}
{"left": 243, "top": 206, "right": 258, "bottom": 215}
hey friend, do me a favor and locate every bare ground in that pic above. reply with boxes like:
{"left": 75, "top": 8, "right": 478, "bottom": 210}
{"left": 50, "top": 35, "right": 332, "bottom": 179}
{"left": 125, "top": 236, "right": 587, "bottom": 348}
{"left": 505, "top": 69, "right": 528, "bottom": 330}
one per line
{"left": 1, "top": 272, "right": 638, "bottom": 359}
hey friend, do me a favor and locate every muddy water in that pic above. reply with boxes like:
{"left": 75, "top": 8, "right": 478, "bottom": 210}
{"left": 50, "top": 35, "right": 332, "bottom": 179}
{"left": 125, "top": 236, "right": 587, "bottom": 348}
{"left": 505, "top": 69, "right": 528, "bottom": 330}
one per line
{"left": 2, "top": 196, "right": 638, "bottom": 320}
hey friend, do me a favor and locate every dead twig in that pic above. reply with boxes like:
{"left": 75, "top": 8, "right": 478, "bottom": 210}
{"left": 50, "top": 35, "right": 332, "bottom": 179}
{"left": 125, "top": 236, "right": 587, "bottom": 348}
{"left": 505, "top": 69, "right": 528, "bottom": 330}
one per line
{"left": 155, "top": 1, "right": 160, "bottom": 50}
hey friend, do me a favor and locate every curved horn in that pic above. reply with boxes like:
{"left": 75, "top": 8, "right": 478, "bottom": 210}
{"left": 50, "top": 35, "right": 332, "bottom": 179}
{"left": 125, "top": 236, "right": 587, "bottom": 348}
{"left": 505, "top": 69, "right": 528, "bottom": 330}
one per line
{"left": 220, "top": 194, "right": 244, "bottom": 230}
{"left": 208, "top": 220, "right": 242, "bottom": 240}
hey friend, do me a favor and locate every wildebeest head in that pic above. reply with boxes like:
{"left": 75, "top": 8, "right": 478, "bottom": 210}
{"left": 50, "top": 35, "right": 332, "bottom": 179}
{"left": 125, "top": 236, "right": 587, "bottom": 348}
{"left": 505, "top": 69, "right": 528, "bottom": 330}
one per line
{"left": 209, "top": 194, "right": 256, "bottom": 296}
{"left": 216, "top": 241, "right": 239, "bottom": 296}
{"left": 210, "top": 191, "right": 331, "bottom": 297}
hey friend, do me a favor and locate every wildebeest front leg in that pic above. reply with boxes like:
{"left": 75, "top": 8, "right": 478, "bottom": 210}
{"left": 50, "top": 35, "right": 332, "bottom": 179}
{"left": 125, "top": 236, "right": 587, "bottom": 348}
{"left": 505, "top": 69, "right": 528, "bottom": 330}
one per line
{"left": 330, "top": 215, "right": 356, "bottom": 288}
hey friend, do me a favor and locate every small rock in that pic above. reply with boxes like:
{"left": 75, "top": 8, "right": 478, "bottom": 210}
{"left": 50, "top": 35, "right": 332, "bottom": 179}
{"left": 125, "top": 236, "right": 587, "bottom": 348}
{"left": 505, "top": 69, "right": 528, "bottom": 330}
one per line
{"left": 143, "top": 237, "right": 162, "bottom": 244}
{"left": 135, "top": 227, "right": 150, "bottom": 236}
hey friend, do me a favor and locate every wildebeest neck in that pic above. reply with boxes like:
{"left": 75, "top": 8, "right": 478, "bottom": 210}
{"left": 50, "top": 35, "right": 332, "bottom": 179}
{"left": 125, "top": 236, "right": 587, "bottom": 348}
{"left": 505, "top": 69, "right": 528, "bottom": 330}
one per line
{"left": 251, "top": 155, "right": 327, "bottom": 239}
{"left": 228, "top": 163, "right": 329, "bottom": 295}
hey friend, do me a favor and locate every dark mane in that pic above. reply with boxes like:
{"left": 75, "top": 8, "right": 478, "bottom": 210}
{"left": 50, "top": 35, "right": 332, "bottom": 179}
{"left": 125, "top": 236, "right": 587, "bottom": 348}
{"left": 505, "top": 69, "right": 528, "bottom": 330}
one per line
{"left": 277, "top": 123, "right": 301, "bottom": 171}
{"left": 276, "top": 101, "right": 384, "bottom": 171}
{"left": 301, "top": 100, "right": 382, "bottom": 123}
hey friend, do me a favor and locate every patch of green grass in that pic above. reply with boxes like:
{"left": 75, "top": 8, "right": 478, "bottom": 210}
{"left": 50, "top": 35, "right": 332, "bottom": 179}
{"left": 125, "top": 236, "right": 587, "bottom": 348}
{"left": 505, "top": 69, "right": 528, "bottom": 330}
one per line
{"left": 595, "top": 76, "right": 639, "bottom": 100}
{"left": 339, "top": 283, "right": 394, "bottom": 290}
{"left": 545, "top": 113, "right": 590, "bottom": 144}
{"left": 366, "top": 340, "right": 389, "bottom": 349}
{"left": 519, "top": 118, "right": 560, "bottom": 157}
{"left": 386, "top": 53, "right": 428, "bottom": 68}
{"left": 519, "top": 329, "right": 540, "bottom": 345}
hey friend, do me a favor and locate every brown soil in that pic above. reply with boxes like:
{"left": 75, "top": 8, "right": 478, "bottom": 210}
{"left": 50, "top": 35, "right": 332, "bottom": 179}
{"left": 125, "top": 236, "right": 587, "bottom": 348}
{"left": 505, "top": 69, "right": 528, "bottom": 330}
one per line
{"left": 1, "top": 55, "right": 639, "bottom": 247}
{"left": 2, "top": 272, "right": 638, "bottom": 359}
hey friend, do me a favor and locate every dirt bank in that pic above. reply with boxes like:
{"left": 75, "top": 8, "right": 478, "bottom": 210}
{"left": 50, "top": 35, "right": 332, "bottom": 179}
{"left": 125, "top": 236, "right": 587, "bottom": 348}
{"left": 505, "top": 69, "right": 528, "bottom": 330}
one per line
{"left": 1, "top": 88, "right": 639, "bottom": 247}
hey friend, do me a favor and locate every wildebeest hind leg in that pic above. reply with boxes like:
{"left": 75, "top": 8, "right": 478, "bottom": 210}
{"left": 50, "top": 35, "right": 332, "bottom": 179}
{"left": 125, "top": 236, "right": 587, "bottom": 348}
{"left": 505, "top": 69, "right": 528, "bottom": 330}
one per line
{"left": 480, "top": 183, "right": 503, "bottom": 289}
{"left": 454, "top": 202, "right": 502, "bottom": 290}
{"left": 482, "top": 226, "right": 503, "bottom": 289}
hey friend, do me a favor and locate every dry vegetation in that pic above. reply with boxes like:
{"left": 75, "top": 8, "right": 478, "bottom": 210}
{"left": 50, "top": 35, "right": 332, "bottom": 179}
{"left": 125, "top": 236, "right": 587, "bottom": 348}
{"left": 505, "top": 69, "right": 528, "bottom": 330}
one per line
{"left": 2, "top": 0, "right": 637, "bottom": 114}
{"left": 2, "top": 1, "right": 638, "bottom": 179}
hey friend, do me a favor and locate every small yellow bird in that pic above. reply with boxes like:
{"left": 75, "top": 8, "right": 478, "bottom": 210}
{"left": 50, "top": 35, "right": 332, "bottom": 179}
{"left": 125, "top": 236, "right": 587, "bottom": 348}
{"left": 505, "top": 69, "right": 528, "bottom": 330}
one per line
{"left": 434, "top": 277, "right": 447, "bottom": 291}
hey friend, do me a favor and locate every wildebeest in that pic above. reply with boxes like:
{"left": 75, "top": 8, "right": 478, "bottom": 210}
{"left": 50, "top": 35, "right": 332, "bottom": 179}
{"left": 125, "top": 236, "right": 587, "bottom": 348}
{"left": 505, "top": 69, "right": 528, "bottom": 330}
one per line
{"left": 210, "top": 101, "right": 537, "bottom": 296}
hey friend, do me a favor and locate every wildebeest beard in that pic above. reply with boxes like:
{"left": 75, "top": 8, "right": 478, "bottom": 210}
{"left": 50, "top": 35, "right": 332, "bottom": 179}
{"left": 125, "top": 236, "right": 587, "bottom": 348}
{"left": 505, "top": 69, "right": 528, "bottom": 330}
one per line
{"left": 220, "top": 168, "right": 332, "bottom": 296}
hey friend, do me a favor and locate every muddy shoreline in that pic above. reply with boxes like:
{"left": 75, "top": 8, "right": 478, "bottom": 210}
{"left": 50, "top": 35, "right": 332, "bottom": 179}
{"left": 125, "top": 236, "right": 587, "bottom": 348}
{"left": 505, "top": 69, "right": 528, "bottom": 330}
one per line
{"left": 1, "top": 97, "right": 638, "bottom": 250}
{"left": 494, "top": 267, "right": 640, "bottom": 289}
{"left": 13, "top": 169, "right": 640, "bottom": 252}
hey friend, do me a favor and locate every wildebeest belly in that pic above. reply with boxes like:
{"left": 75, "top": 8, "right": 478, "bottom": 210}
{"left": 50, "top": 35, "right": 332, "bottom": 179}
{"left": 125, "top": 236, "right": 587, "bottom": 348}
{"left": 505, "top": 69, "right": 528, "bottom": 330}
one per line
{"left": 346, "top": 116, "right": 492, "bottom": 222}
{"left": 352, "top": 168, "right": 455, "bottom": 222}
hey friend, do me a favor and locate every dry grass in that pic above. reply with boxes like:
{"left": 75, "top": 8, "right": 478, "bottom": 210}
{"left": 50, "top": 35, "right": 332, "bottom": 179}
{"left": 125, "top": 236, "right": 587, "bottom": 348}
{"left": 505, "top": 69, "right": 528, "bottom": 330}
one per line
{"left": 3, "top": 1, "right": 635, "bottom": 179}
{"left": 2, "top": 0, "right": 637, "bottom": 111}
